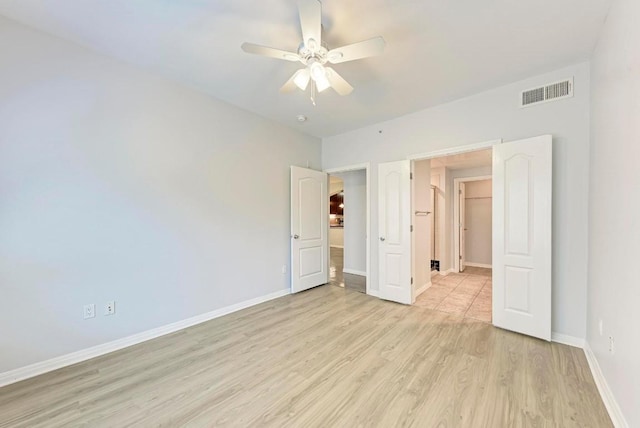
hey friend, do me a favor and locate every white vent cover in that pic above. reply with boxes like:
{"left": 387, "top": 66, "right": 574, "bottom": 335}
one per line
{"left": 520, "top": 78, "right": 573, "bottom": 107}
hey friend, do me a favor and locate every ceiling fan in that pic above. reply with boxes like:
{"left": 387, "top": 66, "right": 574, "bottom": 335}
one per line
{"left": 241, "top": 0, "right": 385, "bottom": 105}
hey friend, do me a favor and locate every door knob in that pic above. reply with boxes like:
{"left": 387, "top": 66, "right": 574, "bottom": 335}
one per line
{"left": 380, "top": 237, "right": 385, "bottom": 242}
{"left": 293, "top": 234, "right": 299, "bottom": 239}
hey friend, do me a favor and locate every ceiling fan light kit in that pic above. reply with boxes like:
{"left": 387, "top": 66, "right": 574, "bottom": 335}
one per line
{"left": 241, "top": 0, "right": 385, "bottom": 105}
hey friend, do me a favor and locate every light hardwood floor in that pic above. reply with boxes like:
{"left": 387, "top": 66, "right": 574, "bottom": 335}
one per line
{"left": 0, "top": 285, "right": 611, "bottom": 427}
{"left": 329, "top": 246, "right": 366, "bottom": 293}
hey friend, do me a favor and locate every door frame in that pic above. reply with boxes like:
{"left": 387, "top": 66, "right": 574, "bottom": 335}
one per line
{"left": 324, "top": 163, "right": 371, "bottom": 296}
{"left": 453, "top": 175, "right": 492, "bottom": 273}
{"left": 407, "top": 139, "right": 501, "bottom": 277}
{"left": 407, "top": 139, "right": 502, "bottom": 161}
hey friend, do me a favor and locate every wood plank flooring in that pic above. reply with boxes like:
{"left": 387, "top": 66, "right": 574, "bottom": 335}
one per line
{"left": 329, "top": 246, "right": 366, "bottom": 293}
{"left": 0, "top": 285, "right": 611, "bottom": 427}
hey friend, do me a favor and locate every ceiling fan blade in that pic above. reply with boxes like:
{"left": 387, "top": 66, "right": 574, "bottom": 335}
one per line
{"left": 298, "top": 0, "right": 322, "bottom": 50}
{"left": 280, "top": 69, "right": 310, "bottom": 93}
{"left": 325, "top": 67, "right": 354, "bottom": 96}
{"left": 241, "top": 42, "right": 301, "bottom": 62}
{"left": 327, "top": 36, "right": 386, "bottom": 64}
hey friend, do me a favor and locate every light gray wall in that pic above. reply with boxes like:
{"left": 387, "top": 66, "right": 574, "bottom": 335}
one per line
{"left": 339, "top": 170, "right": 366, "bottom": 274}
{"left": 0, "top": 17, "right": 321, "bottom": 373}
{"left": 464, "top": 180, "right": 492, "bottom": 266}
{"left": 588, "top": 0, "right": 640, "bottom": 425}
{"left": 323, "top": 62, "right": 591, "bottom": 339}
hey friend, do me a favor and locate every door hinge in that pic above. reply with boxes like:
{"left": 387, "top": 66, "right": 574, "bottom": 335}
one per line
{"left": 459, "top": 255, "right": 462, "bottom": 260}
{"left": 459, "top": 189, "right": 462, "bottom": 195}
{"left": 410, "top": 225, "right": 414, "bottom": 232}
{"left": 410, "top": 172, "right": 413, "bottom": 180}
{"left": 411, "top": 277, "right": 414, "bottom": 285}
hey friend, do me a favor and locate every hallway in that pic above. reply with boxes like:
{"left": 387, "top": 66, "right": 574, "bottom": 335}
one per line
{"left": 329, "top": 247, "right": 366, "bottom": 293}
{"left": 415, "top": 268, "right": 492, "bottom": 322}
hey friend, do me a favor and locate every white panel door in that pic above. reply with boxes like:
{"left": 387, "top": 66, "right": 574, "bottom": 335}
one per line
{"left": 291, "top": 166, "right": 328, "bottom": 293}
{"left": 378, "top": 160, "right": 412, "bottom": 304}
{"left": 493, "top": 135, "right": 552, "bottom": 341}
{"left": 459, "top": 182, "right": 467, "bottom": 272}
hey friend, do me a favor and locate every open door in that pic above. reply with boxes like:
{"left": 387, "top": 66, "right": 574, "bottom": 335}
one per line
{"left": 291, "top": 166, "right": 328, "bottom": 293}
{"left": 378, "top": 160, "right": 412, "bottom": 304}
{"left": 412, "top": 159, "right": 432, "bottom": 295}
{"left": 493, "top": 135, "right": 552, "bottom": 341}
{"left": 459, "top": 182, "right": 467, "bottom": 272}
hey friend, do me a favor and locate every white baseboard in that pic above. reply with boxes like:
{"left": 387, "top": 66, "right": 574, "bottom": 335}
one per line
{"left": 368, "top": 289, "right": 380, "bottom": 298}
{"left": 343, "top": 268, "right": 366, "bottom": 276}
{"left": 330, "top": 245, "right": 344, "bottom": 249}
{"left": 551, "top": 332, "right": 585, "bottom": 348}
{"left": 415, "top": 282, "right": 432, "bottom": 298}
{"left": 584, "top": 342, "right": 629, "bottom": 428}
{"left": 465, "top": 262, "right": 492, "bottom": 269}
{"left": 438, "top": 269, "right": 455, "bottom": 276}
{"left": 0, "top": 289, "right": 291, "bottom": 388}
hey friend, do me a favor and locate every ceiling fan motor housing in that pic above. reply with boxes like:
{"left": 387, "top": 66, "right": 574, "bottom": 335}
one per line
{"left": 297, "top": 40, "right": 329, "bottom": 65}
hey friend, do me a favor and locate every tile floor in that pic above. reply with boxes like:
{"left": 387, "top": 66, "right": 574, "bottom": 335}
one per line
{"left": 329, "top": 246, "right": 366, "bottom": 293}
{"left": 415, "top": 267, "right": 492, "bottom": 322}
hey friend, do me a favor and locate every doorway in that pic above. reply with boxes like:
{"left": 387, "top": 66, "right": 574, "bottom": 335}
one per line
{"left": 375, "top": 135, "right": 552, "bottom": 340}
{"left": 412, "top": 149, "right": 494, "bottom": 323}
{"left": 326, "top": 166, "right": 369, "bottom": 294}
{"left": 454, "top": 176, "right": 493, "bottom": 273}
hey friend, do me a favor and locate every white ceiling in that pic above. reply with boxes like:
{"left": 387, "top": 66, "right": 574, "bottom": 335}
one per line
{"left": 0, "top": 0, "right": 611, "bottom": 137}
{"left": 430, "top": 148, "right": 492, "bottom": 171}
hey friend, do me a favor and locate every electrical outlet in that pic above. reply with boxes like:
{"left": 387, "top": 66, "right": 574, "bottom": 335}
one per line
{"left": 609, "top": 336, "right": 615, "bottom": 354}
{"left": 105, "top": 301, "right": 115, "bottom": 316}
{"left": 599, "top": 319, "right": 603, "bottom": 336}
{"left": 83, "top": 304, "right": 95, "bottom": 319}
{"left": 282, "top": 265, "right": 287, "bottom": 275}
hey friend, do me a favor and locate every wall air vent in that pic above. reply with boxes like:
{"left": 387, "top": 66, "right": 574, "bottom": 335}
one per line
{"left": 520, "top": 78, "right": 573, "bottom": 108}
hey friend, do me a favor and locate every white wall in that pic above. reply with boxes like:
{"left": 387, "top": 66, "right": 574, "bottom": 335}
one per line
{"left": 329, "top": 228, "right": 344, "bottom": 248}
{"left": 464, "top": 180, "right": 492, "bottom": 266}
{"left": 323, "top": 62, "right": 591, "bottom": 339}
{"left": 0, "top": 17, "right": 321, "bottom": 373}
{"left": 340, "top": 170, "right": 366, "bottom": 275}
{"left": 412, "top": 160, "right": 431, "bottom": 289}
{"left": 588, "top": 0, "right": 640, "bottom": 425}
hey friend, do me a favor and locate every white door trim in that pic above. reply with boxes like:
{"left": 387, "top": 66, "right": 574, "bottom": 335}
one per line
{"left": 407, "top": 139, "right": 502, "bottom": 161}
{"left": 324, "top": 163, "right": 371, "bottom": 296}
{"left": 453, "top": 175, "right": 492, "bottom": 273}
